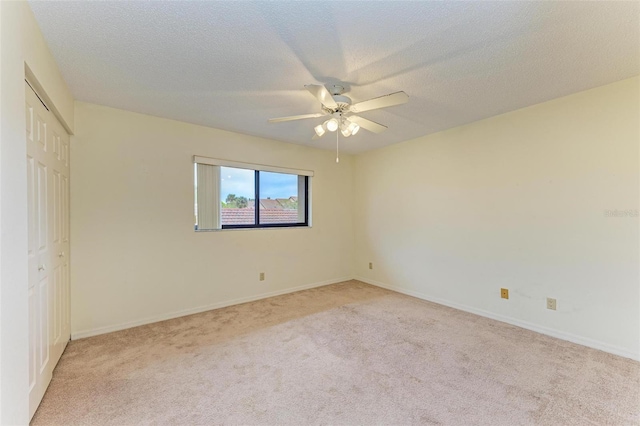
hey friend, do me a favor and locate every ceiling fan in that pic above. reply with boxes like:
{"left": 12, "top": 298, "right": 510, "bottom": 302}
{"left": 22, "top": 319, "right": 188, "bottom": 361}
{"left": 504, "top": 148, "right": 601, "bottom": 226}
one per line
{"left": 268, "top": 84, "right": 409, "bottom": 139}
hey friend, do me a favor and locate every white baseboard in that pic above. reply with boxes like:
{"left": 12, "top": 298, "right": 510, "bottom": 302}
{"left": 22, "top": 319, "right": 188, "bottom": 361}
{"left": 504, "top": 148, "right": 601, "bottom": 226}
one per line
{"left": 355, "top": 276, "right": 639, "bottom": 362}
{"left": 71, "top": 276, "right": 351, "bottom": 340}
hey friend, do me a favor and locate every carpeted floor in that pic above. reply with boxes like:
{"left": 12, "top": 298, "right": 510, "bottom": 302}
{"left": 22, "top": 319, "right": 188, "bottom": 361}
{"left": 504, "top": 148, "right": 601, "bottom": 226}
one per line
{"left": 32, "top": 280, "right": 639, "bottom": 425}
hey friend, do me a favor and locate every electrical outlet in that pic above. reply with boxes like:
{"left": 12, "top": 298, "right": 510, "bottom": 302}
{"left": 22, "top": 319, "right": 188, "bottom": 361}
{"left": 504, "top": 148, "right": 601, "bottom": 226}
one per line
{"left": 501, "top": 288, "right": 509, "bottom": 299}
{"left": 259, "top": 272, "right": 265, "bottom": 281}
{"left": 547, "top": 297, "right": 556, "bottom": 310}
{"left": 369, "top": 262, "right": 373, "bottom": 270}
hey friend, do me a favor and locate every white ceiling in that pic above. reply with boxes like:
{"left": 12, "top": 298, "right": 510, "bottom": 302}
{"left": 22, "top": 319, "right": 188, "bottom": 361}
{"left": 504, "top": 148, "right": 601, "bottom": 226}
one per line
{"left": 29, "top": 1, "right": 639, "bottom": 153}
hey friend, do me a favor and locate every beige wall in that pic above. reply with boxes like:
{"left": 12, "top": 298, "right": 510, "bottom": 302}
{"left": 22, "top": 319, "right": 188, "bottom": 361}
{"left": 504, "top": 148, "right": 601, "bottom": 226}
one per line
{"left": 354, "top": 77, "right": 640, "bottom": 360}
{"left": 0, "top": 2, "right": 75, "bottom": 423}
{"left": 70, "top": 102, "right": 354, "bottom": 337}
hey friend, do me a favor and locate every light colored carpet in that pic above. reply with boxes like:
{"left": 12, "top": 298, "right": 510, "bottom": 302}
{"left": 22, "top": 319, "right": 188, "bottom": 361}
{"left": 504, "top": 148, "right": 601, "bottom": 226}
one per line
{"left": 32, "top": 280, "right": 639, "bottom": 425}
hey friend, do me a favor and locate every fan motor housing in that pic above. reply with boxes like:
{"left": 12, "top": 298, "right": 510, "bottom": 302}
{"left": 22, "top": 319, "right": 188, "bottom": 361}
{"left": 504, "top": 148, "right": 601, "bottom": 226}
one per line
{"left": 332, "top": 95, "right": 352, "bottom": 106}
{"left": 321, "top": 94, "right": 352, "bottom": 115}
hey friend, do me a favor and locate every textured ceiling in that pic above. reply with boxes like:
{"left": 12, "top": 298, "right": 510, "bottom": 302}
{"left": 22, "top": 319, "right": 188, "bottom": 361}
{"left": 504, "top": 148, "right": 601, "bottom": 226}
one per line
{"left": 29, "top": 1, "right": 639, "bottom": 153}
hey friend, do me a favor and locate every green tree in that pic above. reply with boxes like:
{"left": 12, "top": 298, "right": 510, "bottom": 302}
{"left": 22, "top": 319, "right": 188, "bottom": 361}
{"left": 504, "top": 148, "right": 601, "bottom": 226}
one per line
{"left": 226, "top": 194, "right": 237, "bottom": 204}
{"left": 236, "top": 196, "right": 248, "bottom": 209}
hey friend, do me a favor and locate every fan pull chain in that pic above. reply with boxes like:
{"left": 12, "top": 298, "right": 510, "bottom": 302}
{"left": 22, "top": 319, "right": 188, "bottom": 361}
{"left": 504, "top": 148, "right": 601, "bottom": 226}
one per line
{"left": 336, "top": 131, "right": 340, "bottom": 163}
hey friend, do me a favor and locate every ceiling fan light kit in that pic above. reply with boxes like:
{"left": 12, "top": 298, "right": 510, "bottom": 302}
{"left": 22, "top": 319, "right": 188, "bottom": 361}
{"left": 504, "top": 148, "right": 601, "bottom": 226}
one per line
{"left": 326, "top": 118, "right": 339, "bottom": 132}
{"left": 338, "top": 119, "right": 359, "bottom": 137}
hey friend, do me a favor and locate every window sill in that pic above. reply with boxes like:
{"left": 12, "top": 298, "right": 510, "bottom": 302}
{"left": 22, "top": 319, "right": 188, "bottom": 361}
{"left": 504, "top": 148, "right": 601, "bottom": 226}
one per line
{"left": 195, "top": 225, "right": 312, "bottom": 232}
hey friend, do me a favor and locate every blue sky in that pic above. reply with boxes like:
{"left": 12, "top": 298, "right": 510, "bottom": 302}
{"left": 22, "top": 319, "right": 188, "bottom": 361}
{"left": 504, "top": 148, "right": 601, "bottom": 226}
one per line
{"left": 220, "top": 167, "right": 298, "bottom": 201}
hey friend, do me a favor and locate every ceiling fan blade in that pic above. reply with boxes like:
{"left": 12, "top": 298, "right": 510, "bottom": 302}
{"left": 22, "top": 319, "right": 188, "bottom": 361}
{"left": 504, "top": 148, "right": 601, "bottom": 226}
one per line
{"left": 348, "top": 115, "right": 388, "bottom": 134}
{"left": 268, "top": 113, "right": 325, "bottom": 123}
{"left": 349, "top": 91, "right": 409, "bottom": 113}
{"left": 305, "top": 84, "right": 338, "bottom": 109}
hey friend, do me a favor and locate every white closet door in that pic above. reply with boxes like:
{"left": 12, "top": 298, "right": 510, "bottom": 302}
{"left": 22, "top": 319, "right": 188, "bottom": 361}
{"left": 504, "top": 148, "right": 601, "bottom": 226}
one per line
{"left": 26, "top": 81, "right": 70, "bottom": 420}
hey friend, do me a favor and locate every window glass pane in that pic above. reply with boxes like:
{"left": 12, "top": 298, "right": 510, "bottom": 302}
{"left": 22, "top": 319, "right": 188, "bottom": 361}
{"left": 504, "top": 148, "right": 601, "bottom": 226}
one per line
{"left": 259, "top": 171, "right": 304, "bottom": 224}
{"left": 220, "top": 166, "right": 255, "bottom": 226}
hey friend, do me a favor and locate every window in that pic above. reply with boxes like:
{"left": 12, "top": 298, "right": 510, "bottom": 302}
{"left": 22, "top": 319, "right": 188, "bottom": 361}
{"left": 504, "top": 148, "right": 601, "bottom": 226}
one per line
{"left": 220, "top": 167, "right": 255, "bottom": 226}
{"left": 194, "top": 156, "right": 311, "bottom": 230}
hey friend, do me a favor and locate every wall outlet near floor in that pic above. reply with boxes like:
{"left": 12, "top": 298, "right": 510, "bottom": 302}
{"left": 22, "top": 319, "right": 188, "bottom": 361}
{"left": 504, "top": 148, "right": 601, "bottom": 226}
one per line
{"left": 547, "top": 297, "right": 556, "bottom": 310}
{"left": 369, "top": 262, "right": 373, "bottom": 270}
{"left": 501, "top": 288, "right": 509, "bottom": 299}
{"left": 259, "top": 272, "right": 265, "bottom": 281}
